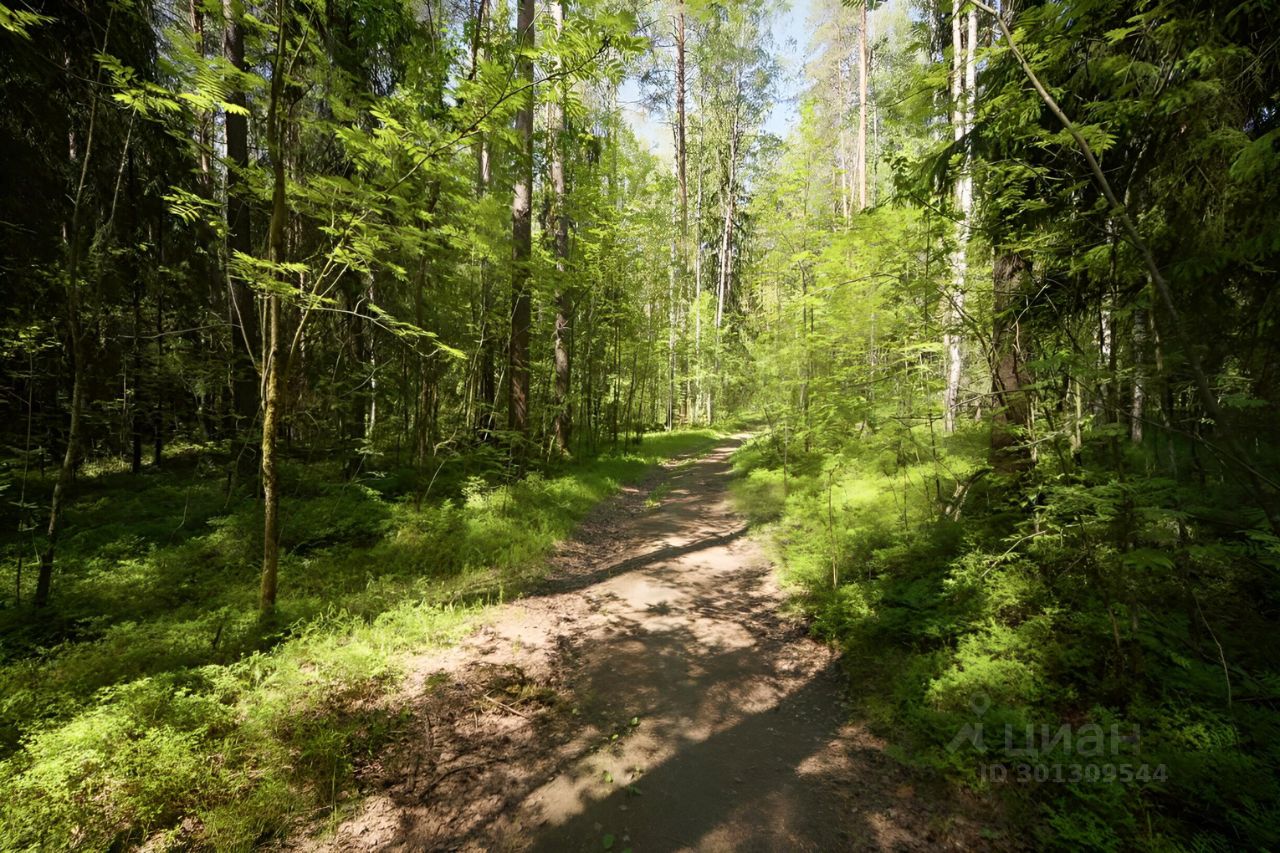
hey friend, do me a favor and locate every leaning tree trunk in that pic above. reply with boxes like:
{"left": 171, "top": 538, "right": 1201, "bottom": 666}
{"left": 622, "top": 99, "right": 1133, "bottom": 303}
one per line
{"left": 36, "top": 342, "right": 83, "bottom": 607}
{"left": 36, "top": 34, "right": 109, "bottom": 607}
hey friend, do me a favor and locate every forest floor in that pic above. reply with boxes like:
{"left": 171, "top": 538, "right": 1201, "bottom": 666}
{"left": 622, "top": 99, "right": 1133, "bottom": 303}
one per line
{"left": 295, "top": 436, "right": 1006, "bottom": 852}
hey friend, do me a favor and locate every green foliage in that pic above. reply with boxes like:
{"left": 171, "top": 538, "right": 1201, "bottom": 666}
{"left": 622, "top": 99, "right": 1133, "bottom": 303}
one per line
{"left": 736, "top": 419, "right": 1280, "bottom": 851}
{"left": 0, "top": 431, "right": 718, "bottom": 849}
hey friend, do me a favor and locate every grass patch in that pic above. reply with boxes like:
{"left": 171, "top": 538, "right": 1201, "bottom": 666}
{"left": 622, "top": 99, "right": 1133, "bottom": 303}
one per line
{"left": 0, "top": 429, "right": 719, "bottom": 850}
{"left": 733, "top": 425, "right": 1280, "bottom": 851}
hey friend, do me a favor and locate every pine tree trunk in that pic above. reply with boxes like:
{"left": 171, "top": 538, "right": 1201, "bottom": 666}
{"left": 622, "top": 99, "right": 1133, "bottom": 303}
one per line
{"left": 675, "top": 2, "right": 687, "bottom": 226}
{"left": 667, "top": 229, "right": 677, "bottom": 432}
{"left": 223, "top": 0, "right": 259, "bottom": 437}
{"left": 37, "top": 42, "right": 105, "bottom": 607}
{"left": 550, "top": 0, "right": 572, "bottom": 453}
{"left": 671, "top": 1, "right": 687, "bottom": 430}
{"left": 131, "top": 276, "right": 144, "bottom": 474}
{"left": 713, "top": 106, "right": 739, "bottom": 423}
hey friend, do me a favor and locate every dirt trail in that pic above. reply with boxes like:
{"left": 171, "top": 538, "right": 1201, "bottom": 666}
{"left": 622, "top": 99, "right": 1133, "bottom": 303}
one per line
{"left": 312, "top": 437, "right": 989, "bottom": 851}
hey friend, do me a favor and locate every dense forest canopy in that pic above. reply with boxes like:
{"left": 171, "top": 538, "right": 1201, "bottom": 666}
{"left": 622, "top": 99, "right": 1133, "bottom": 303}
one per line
{"left": 0, "top": 0, "right": 1278, "bottom": 848}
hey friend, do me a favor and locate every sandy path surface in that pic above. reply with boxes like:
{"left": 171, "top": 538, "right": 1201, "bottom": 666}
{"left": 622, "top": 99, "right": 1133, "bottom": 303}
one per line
{"left": 309, "top": 437, "right": 989, "bottom": 851}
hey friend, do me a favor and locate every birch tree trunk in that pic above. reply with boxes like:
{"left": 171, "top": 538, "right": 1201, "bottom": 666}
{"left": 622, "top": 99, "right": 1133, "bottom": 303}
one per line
{"left": 1131, "top": 305, "right": 1147, "bottom": 443}
{"left": 857, "top": 0, "right": 869, "bottom": 211}
{"left": 509, "top": 0, "right": 535, "bottom": 444}
{"left": 943, "top": 0, "right": 975, "bottom": 433}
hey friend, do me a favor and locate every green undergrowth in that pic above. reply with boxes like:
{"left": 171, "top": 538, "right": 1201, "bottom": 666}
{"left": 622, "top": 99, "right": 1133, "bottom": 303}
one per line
{"left": 733, "top": 425, "right": 1280, "bottom": 852}
{"left": 0, "top": 429, "right": 718, "bottom": 851}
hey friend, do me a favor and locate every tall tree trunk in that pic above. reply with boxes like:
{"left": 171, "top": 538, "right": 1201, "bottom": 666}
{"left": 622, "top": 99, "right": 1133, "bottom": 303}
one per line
{"left": 153, "top": 274, "right": 165, "bottom": 466}
{"left": 477, "top": 136, "right": 496, "bottom": 435}
{"left": 990, "top": 251, "right": 1032, "bottom": 472}
{"left": 671, "top": 1, "right": 687, "bottom": 430}
{"left": 943, "top": 0, "right": 974, "bottom": 434}
{"left": 509, "top": 0, "right": 535, "bottom": 443}
{"left": 37, "top": 354, "right": 83, "bottom": 608}
{"left": 965, "top": 4, "right": 976, "bottom": 133}
{"left": 259, "top": 0, "right": 289, "bottom": 612}
{"left": 470, "top": 0, "right": 496, "bottom": 437}
{"left": 667, "top": 225, "right": 677, "bottom": 431}
{"left": 260, "top": 294, "right": 282, "bottom": 612}
{"left": 674, "top": 1, "right": 687, "bottom": 227}
{"left": 224, "top": 0, "right": 259, "bottom": 437}
{"left": 836, "top": 19, "right": 852, "bottom": 222}
{"left": 36, "top": 35, "right": 109, "bottom": 607}
{"left": 1131, "top": 304, "right": 1147, "bottom": 443}
{"left": 550, "top": 0, "right": 572, "bottom": 453}
{"left": 341, "top": 275, "right": 368, "bottom": 478}
{"left": 130, "top": 263, "right": 145, "bottom": 474}
{"left": 414, "top": 258, "right": 432, "bottom": 464}
{"left": 712, "top": 103, "right": 739, "bottom": 423}
{"left": 693, "top": 135, "right": 705, "bottom": 423}
{"left": 857, "top": 0, "right": 869, "bottom": 211}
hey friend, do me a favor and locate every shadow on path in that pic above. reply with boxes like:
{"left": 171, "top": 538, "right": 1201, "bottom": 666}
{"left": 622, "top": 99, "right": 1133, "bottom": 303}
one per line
{"left": 319, "top": 437, "right": 997, "bottom": 852}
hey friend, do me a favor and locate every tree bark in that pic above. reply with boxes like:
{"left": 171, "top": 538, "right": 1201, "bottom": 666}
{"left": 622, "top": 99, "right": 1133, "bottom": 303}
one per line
{"left": 990, "top": 251, "right": 1032, "bottom": 472}
{"left": 223, "top": 0, "right": 259, "bottom": 436}
{"left": 943, "top": 0, "right": 974, "bottom": 434}
{"left": 1131, "top": 305, "right": 1147, "bottom": 443}
{"left": 712, "top": 95, "right": 740, "bottom": 423}
{"left": 550, "top": 0, "right": 572, "bottom": 453}
{"left": 671, "top": 1, "right": 687, "bottom": 429}
{"left": 259, "top": 0, "right": 289, "bottom": 612}
{"left": 36, "top": 35, "right": 108, "bottom": 607}
{"left": 857, "top": 0, "right": 869, "bottom": 211}
{"left": 509, "top": 0, "right": 535, "bottom": 443}
{"left": 675, "top": 1, "right": 688, "bottom": 224}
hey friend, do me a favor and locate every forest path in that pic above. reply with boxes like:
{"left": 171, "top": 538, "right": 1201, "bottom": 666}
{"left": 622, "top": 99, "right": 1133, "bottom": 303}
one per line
{"left": 315, "top": 437, "right": 982, "bottom": 851}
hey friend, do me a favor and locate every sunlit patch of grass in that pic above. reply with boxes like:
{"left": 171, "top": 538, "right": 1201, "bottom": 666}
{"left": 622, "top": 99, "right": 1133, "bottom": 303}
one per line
{"left": 0, "top": 430, "right": 720, "bottom": 850}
